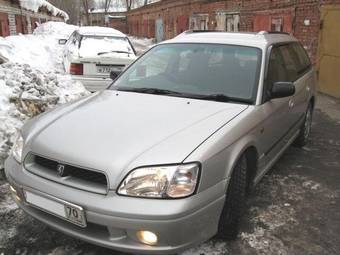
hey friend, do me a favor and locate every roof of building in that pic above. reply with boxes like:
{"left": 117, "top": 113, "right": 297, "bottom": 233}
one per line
{"left": 19, "top": 0, "right": 69, "bottom": 20}
{"left": 77, "top": 26, "right": 126, "bottom": 37}
{"left": 164, "top": 31, "right": 298, "bottom": 48}
{"left": 89, "top": 7, "right": 126, "bottom": 14}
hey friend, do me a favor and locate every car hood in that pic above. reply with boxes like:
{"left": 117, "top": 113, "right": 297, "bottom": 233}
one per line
{"left": 26, "top": 90, "right": 247, "bottom": 188}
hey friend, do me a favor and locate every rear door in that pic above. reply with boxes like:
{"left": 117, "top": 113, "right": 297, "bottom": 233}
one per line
{"left": 280, "top": 43, "right": 311, "bottom": 127}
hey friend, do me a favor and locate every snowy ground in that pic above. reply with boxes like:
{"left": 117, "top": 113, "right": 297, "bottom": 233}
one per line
{"left": 0, "top": 22, "right": 154, "bottom": 169}
{"left": 0, "top": 22, "right": 339, "bottom": 255}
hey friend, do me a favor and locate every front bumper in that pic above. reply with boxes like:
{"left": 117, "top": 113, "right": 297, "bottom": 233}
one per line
{"left": 72, "top": 75, "right": 112, "bottom": 92}
{"left": 5, "top": 156, "right": 226, "bottom": 254}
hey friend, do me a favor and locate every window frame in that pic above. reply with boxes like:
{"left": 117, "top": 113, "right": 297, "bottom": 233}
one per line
{"left": 262, "top": 41, "right": 312, "bottom": 103}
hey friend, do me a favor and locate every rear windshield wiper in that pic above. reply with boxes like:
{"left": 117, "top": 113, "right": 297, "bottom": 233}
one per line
{"left": 192, "top": 93, "right": 253, "bottom": 104}
{"left": 115, "top": 87, "right": 184, "bottom": 96}
{"left": 97, "top": 50, "right": 131, "bottom": 56}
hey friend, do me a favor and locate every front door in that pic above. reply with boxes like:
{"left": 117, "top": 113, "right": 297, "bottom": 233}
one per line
{"left": 256, "top": 45, "right": 295, "bottom": 173}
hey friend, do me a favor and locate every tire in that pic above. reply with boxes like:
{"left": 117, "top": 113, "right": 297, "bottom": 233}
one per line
{"left": 294, "top": 103, "right": 313, "bottom": 147}
{"left": 217, "top": 155, "right": 247, "bottom": 240}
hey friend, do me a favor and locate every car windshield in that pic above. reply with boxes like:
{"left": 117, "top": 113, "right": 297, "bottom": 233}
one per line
{"left": 79, "top": 36, "right": 133, "bottom": 56}
{"left": 111, "top": 43, "right": 262, "bottom": 104}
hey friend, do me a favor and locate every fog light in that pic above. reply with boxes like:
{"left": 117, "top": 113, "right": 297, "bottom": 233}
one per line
{"left": 136, "top": 230, "right": 158, "bottom": 245}
{"left": 14, "top": 195, "right": 21, "bottom": 202}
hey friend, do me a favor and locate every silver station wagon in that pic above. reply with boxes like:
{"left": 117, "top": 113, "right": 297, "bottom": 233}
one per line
{"left": 5, "top": 31, "right": 316, "bottom": 254}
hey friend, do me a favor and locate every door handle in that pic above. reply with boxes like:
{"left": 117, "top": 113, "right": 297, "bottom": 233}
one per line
{"left": 289, "top": 99, "right": 294, "bottom": 108}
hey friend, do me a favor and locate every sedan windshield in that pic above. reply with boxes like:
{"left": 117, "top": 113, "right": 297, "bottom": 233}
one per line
{"left": 111, "top": 43, "right": 262, "bottom": 104}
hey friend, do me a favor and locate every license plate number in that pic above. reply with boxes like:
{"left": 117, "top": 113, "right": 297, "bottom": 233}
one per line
{"left": 24, "top": 190, "right": 87, "bottom": 227}
{"left": 97, "top": 65, "right": 123, "bottom": 73}
{"left": 64, "top": 205, "right": 86, "bottom": 226}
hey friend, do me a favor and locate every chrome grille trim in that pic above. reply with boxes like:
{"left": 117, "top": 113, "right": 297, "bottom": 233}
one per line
{"left": 24, "top": 153, "right": 109, "bottom": 195}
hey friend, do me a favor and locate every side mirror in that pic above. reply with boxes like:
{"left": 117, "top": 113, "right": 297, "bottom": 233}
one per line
{"left": 58, "top": 39, "right": 67, "bottom": 45}
{"left": 271, "top": 82, "right": 295, "bottom": 99}
{"left": 110, "top": 71, "right": 119, "bottom": 81}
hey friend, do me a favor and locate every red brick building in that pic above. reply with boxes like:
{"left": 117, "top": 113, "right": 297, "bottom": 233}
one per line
{"left": 127, "top": 0, "right": 340, "bottom": 97}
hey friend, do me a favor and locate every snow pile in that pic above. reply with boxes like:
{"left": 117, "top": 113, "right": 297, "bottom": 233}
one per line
{"left": 19, "top": 0, "right": 69, "bottom": 20}
{"left": 0, "top": 22, "right": 90, "bottom": 169}
{"left": 0, "top": 22, "right": 78, "bottom": 72}
{"left": 33, "top": 21, "right": 78, "bottom": 38}
{"left": 128, "top": 36, "right": 154, "bottom": 54}
{"left": 0, "top": 62, "right": 89, "bottom": 168}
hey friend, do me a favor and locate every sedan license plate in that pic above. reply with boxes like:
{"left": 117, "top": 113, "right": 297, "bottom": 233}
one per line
{"left": 97, "top": 65, "right": 124, "bottom": 73}
{"left": 24, "top": 190, "right": 86, "bottom": 227}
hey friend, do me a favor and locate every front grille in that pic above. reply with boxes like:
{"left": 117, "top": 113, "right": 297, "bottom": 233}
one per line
{"left": 24, "top": 154, "right": 108, "bottom": 194}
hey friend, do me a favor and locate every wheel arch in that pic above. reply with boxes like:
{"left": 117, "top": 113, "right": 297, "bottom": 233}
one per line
{"left": 227, "top": 142, "right": 259, "bottom": 191}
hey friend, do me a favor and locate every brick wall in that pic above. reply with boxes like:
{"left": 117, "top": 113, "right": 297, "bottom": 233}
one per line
{"left": 127, "top": 0, "right": 340, "bottom": 64}
{"left": 110, "top": 18, "right": 127, "bottom": 34}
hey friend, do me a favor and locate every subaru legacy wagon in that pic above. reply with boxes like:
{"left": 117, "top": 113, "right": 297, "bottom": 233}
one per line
{"left": 5, "top": 31, "right": 316, "bottom": 254}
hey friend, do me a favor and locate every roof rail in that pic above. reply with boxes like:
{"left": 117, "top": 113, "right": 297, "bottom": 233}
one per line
{"left": 257, "top": 31, "right": 290, "bottom": 35}
{"left": 184, "top": 29, "right": 224, "bottom": 34}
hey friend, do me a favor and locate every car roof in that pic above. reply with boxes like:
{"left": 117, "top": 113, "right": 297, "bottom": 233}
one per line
{"left": 161, "top": 31, "right": 298, "bottom": 48}
{"left": 77, "top": 26, "right": 126, "bottom": 37}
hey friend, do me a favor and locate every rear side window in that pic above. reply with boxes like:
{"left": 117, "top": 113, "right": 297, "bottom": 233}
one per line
{"left": 279, "top": 44, "right": 301, "bottom": 82}
{"left": 291, "top": 43, "right": 311, "bottom": 74}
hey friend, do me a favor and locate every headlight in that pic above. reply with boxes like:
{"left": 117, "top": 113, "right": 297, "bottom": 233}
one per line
{"left": 117, "top": 163, "right": 200, "bottom": 198}
{"left": 12, "top": 133, "right": 24, "bottom": 163}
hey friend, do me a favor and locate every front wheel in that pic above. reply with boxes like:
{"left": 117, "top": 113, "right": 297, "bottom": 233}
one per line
{"left": 217, "top": 155, "right": 247, "bottom": 240}
{"left": 294, "top": 103, "right": 313, "bottom": 147}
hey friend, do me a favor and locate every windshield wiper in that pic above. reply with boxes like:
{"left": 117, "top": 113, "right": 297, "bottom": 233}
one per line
{"left": 192, "top": 93, "right": 253, "bottom": 104}
{"left": 116, "top": 87, "right": 184, "bottom": 96}
{"left": 97, "top": 50, "right": 131, "bottom": 56}
{"left": 114, "top": 87, "right": 252, "bottom": 104}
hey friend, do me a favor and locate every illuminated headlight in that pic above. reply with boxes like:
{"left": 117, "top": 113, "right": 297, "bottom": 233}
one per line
{"left": 118, "top": 163, "right": 200, "bottom": 198}
{"left": 12, "top": 133, "right": 24, "bottom": 163}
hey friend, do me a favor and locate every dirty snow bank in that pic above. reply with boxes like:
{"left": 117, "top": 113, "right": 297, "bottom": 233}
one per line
{"left": 0, "top": 22, "right": 90, "bottom": 169}
{"left": 0, "top": 62, "right": 88, "bottom": 169}
{"left": 19, "top": 0, "right": 69, "bottom": 20}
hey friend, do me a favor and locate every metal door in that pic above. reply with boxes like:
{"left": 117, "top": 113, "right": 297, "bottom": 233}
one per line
{"left": 317, "top": 5, "right": 340, "bottom": 98}
{"left": 156, "top": 18, "right": 164, "bottom": 42}
{"left": 177, "top": 15, "right": 188, "bottom": 34}
{"left": 0, "top": 12, "right": 9, "bottom": 37}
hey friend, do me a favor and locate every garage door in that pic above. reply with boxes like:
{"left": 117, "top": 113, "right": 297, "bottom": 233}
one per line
{"left": 0, "top": 12, "right": 10, "bottom": 37}
{"left": 317, "top": 5, "right": 340, "bottom": 98}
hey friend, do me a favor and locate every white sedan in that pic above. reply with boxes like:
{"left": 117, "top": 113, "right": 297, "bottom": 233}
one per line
{"left": 59, "top": 26, "right": 137, "bottom": 92}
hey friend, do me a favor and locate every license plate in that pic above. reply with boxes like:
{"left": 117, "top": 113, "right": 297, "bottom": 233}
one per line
{"left": 97, "top": 65, "right": 124, "bottom": 73}
{"left": 24, "top": 190, "right": 86, "bottom": 227}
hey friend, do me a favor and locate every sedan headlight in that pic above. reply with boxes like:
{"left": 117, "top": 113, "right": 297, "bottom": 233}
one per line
{"left": 12, "top": 133, "right": 24, "bottom": 163}
{"left": 118, "top": 163, "right": 200, "bottom": 198}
